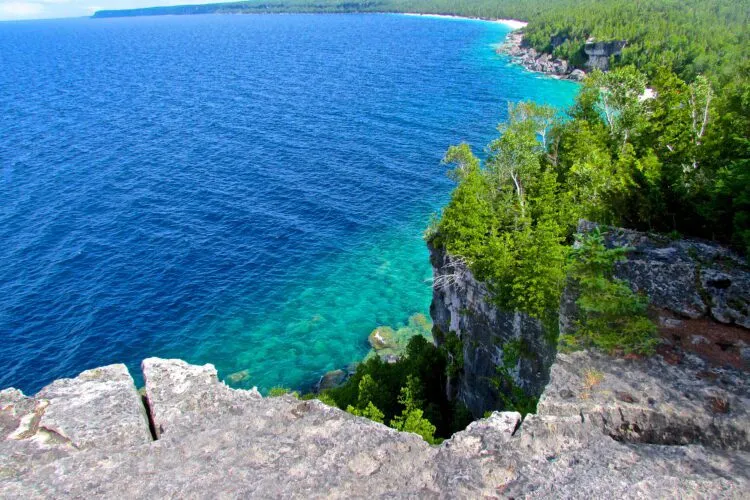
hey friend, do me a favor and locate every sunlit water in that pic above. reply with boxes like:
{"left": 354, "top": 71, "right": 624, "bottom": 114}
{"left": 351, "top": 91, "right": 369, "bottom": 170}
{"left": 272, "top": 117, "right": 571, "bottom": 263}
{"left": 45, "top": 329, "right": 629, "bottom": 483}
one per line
{"left": 0, "top": 14, "right": 577, "bottom": 394}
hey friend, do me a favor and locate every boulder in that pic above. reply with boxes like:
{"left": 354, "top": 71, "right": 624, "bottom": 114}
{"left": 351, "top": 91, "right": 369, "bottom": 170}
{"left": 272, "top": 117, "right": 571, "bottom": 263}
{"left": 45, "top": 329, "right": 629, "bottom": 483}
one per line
{"left": 568, "top": 69, "right": 586, "bottom": 81}
{"left": 142, "top": 358, "right": 261, "bottom": 438}
{"left": 315, "top": 369, "right": 348, "bottom": 391}
{"left": 367, "top": 326, "right": 396, "bottom": 351}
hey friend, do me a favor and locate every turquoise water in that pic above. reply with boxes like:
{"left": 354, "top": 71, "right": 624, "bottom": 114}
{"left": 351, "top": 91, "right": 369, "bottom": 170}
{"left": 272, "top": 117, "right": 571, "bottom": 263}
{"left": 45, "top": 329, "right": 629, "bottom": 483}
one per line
{"left": 0, "top": 14, "right": 577, "bottom": 394}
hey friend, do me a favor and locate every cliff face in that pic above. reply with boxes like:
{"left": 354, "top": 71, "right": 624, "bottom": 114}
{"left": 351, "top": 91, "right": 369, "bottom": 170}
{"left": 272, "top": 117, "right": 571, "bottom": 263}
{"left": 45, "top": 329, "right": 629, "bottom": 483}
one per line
{"left": 497, "top": 32, "right": 586, "bottom": 81}
{"left": 1, "top": 225, "right": 748, "bottom": 496}
{"left": 429, "top": 244, "right": 557, "bottom": 417}
{"left": 432, "top": 222, "right": 750, "bottom": 420}
{"left": 584, "top": 40, "right": 627, "bottom": 71}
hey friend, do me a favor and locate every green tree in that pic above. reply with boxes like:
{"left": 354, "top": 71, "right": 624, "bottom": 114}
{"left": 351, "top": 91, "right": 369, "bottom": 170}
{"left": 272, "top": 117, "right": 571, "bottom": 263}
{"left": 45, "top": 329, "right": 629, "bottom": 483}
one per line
{"left": 390, "top": 376, "right": 438, "bottom": 444}
{"left": 563, "top": 229, "right": 658, "bottom": 355}
{"left": 588, "top": 66, "right": 648, "bottom": 148}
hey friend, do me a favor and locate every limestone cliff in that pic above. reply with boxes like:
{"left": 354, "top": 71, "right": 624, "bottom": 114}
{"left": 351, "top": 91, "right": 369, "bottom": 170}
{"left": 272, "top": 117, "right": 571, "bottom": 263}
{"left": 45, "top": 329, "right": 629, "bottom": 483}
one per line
{"left": 429, "top": 244, "right": 556, "bottom": 417}
{"left": 431, "top": 222, "right": 750, "bottom": 419}
{"left": 584, "top": 40, "right": 627, "bottom": 71}
{"left": 1, "top": 353, "right": 748, "bottom": 497}
{"left": 1, "top": 224, "right": 748, "bottom": 497}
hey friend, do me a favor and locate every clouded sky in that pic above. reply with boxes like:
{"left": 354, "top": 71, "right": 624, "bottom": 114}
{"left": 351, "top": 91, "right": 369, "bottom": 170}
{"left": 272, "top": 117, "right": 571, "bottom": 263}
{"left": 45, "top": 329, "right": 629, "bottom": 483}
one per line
{"left": 0, "top": 0, "right": 216, "bottom": 21}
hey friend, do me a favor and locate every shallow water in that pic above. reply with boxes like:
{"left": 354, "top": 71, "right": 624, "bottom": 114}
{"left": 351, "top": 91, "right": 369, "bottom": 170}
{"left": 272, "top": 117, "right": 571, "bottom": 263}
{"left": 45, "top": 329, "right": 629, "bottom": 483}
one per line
{"left": 0, "top": 13, "right": 577, "bottom": 394}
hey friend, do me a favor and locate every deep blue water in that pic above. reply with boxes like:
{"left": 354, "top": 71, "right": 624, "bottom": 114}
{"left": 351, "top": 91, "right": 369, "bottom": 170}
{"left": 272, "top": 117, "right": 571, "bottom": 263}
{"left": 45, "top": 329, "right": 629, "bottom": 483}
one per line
{"left": 0, "top": 14, "right": 577, "bottom": 394}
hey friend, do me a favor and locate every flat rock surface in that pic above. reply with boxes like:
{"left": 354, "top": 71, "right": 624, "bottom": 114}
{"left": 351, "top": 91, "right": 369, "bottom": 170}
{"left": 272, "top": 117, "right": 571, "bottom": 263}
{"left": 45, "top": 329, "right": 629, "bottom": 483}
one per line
{"left": 539, "top": 351, "right": 750, "bottom": 450}
{"left": 1, "top": 355, "right": 749, "bottom": 498}
{"left": 142, "top": 357, "right": 261, "bottom": 437}
{"left": 0, "top": 364, "right": 151, "bottom": 481}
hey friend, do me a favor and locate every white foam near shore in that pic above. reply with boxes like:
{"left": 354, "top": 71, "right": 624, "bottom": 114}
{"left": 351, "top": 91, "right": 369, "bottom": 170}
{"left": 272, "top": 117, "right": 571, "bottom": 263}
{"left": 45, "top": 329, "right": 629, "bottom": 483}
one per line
{"left": 496, "top": 19, "right": 528, "bottom": 30}
{"left": 402, "top": 13, "right": 528, "bottom": 30}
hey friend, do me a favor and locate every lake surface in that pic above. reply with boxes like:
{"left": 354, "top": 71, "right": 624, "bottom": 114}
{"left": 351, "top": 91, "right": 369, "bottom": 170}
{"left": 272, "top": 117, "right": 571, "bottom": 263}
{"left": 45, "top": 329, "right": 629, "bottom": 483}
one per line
{"left": 0, "top": 13, "right": 577, "bottom": 394}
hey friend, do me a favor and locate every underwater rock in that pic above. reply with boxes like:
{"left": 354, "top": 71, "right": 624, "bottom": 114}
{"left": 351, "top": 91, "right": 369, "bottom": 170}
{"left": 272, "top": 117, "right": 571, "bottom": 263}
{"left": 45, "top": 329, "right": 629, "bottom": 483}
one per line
{"left": 368, "top": 326, "right": 397, "bottom": 351}
{"left": 315, "top": 369, "right": 348, "bottom": 391}
{"left": 226, "top": 369, "right": 250, "bottom": 385}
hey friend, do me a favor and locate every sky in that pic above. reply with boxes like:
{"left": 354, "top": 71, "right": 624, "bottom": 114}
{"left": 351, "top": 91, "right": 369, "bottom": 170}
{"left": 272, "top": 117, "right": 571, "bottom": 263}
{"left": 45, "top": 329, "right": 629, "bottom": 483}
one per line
{"left": 0, "top": 0, "right": 218, "bottom": 20}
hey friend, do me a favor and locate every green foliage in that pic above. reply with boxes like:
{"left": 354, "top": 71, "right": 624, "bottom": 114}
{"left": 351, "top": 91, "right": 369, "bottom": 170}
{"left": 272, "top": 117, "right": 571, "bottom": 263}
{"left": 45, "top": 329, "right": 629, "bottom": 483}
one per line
{"left": 490, "top": 368, "right": 539, "bottom": 417}
{"left": 390, "top": 376, "right": 438, "bottom": 444}
{"left": 436, "top": 104, "right": 571, "bottom": 326}
{"left": 267, "top": 386, "right": 297, "bottom": 397}
{"left": 442, "top": 331, "right": 464, "bottom": 378}
{"left": 327, "top": 335, "right": 471, "bottom": 440}
{"left": 549, "top": 64, "right": 747, "bottom": 251}
{"left": 316, "top": 392, "right": 338, "bottom": 406}
{"left": 562, "top": 229, "right": 658, "bottom": 355}
{"left": 347, "top": 401, "right": 385, "bottom": 424}
{"left": 487, "top": 338, "right": 539, "bottom": 416}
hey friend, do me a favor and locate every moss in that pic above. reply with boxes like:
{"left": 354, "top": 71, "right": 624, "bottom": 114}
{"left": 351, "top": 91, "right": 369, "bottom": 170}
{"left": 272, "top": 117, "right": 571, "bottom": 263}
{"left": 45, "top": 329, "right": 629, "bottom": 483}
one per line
{"left": 267, "top": 387, "right": 298, "bottom": 398}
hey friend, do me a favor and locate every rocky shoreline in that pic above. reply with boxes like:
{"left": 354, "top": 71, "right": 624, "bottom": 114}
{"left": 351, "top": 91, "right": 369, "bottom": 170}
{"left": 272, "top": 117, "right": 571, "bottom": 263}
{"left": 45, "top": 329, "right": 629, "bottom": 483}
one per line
{"left": 497, "top": 31, "right": 586, "bottom": 81}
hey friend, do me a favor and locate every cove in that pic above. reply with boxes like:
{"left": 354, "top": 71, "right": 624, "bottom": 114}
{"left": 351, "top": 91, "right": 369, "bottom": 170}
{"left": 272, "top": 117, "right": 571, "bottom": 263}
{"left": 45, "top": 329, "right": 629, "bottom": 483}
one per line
{"left": 0, "top": 13, "right": 577, "bottom": 394}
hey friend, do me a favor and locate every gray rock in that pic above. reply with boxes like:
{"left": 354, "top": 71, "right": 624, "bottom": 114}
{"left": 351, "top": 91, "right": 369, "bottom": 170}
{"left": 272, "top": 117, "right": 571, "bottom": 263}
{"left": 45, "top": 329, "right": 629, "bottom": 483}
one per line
{"left": 568, "top": 68, "right": 587, "bottom": 81}
{"left": 34, "top": 364, "right": 152, "bottom": 449}
{"left": 315, "top": 369, "right": 347, "bottom": 392}
{"left": 497, "top": 31, "right": 580, "bottom": 78}
{"left": 538, "top": 350, "right": 750, "bottom": 450}
{"left": 142, "top": 357, "right": 261, "bottom": 438}
{"left": 576, "top": 221, "right": 750, "bottom": 328}
{"left": 584, "top": 40, "right": 627, "bottom": 71}
{"left": 1, "top": 357, "right": 749, "bottom": 498}
{"left": 0, "top": 364, "right": 151, "bottom": 481}
{"left": 430, "top": 244, "right": 556, "bottom": 417}
{"left": 1, "top": 364, "right": 150, "bottom": 450}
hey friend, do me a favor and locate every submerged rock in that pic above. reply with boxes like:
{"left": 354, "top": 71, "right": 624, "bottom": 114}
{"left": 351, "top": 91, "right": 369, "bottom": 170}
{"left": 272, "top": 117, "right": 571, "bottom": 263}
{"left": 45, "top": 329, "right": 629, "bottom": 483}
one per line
{"left": 368, "top": 326, "right": 397, "bottom": 351}
{"left": 315, "top": 369, "right": 348, "bottom": 391}
{"left": 225, "top": 368, "right": 250, "bottom": 385}
{"left": 365, "top": 314, "right": 434, "bottom": 363}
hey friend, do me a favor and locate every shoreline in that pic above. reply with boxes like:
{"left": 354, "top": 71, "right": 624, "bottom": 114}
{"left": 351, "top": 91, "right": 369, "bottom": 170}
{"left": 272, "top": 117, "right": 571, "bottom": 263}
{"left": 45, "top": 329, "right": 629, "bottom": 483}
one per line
{"left": 401, "top": 13, "right": 527, "bottom": 30}
{"left": 496, "top": 31, "right": 586, "bottom": 82}
{"left": 401, "top": 13, "right": 580, "bottom": 81}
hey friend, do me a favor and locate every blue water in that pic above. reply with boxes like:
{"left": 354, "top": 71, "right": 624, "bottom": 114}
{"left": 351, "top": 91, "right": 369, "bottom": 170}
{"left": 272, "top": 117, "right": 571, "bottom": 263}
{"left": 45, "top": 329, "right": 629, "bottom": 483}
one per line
{"left": 0, "top": 14, "right": 577, "bottom": 394}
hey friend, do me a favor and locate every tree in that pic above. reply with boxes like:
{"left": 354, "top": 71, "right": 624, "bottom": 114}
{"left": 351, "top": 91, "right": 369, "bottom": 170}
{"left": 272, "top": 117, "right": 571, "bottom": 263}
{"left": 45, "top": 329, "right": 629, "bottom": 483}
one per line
{"left": 390, "top": 376, "right": 438, "bottom": 444}
{"left": 588, "top": 66, "right": 648, "bottom": 148}
{"left": 487, "top": 103, "right": 546, "bottom": 220}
